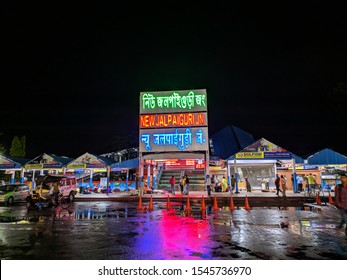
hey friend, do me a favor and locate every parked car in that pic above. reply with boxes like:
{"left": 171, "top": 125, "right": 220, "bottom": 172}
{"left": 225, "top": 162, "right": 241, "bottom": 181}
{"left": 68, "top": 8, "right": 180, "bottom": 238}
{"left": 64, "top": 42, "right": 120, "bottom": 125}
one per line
{"left": 0, "top": 183, "right": 30, "bottom": 205}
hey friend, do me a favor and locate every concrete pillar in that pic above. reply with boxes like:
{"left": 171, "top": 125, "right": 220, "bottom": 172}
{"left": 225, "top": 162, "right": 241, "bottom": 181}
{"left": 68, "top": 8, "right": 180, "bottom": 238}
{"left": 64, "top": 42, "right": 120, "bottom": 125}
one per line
{"left": 153, "top": 166, "right": 156, "bottom": 189}
{"left": 126, "top": 169, "right": 129, "bottom": 191}
{"left": 20, "top": 168, "right": 25, "bottom": 183}
{"left": 106, "top": 166, "right": 110, "bottom": 195}
{"left": 32, "top": 170, "right": 36, "bottom": 189}
{"left": 147, "top": 164, "right": 151, "bottom": 187}
{"left": 89, "top": 169, "right": 93, "bottom": 187}
{"left": 11, "top": 170, "right": 15, "bottom": 183}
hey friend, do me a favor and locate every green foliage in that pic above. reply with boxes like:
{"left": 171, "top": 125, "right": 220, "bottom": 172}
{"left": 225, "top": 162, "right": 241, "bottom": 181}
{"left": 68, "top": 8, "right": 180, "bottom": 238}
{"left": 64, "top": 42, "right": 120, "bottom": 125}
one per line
{"left": 0, "top": 144, "right": 6, "bottom": 155}
{"left": 10, "top": 135, "right": 26, "bottom": 157}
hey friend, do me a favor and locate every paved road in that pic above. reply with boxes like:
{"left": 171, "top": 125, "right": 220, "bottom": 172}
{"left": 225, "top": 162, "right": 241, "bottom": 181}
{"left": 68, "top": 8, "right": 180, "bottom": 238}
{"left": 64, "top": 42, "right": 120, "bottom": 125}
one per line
{"left": 0, "top": 201, "right": 346, "bottom": 260}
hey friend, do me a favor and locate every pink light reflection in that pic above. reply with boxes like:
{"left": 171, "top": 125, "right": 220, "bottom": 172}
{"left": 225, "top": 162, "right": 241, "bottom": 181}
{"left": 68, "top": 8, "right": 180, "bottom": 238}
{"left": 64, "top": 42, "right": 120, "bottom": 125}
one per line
{"left": 157, "top": 209, "right": 213, "bottom": 259}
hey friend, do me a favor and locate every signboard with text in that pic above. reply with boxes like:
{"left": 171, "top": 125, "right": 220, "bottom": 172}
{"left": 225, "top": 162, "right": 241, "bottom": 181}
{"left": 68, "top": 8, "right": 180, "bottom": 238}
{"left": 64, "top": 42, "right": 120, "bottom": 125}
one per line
{"left": 235, "top": 138, "right": 293, "bottom": 160}
{"left": 139, "top": 89, "right": 208, "bottom": 154}
{"left": 140, "top": 89, "right": 207, "bottom": 114}
{"left": 140, "top": 127, "right": 209, "bottom": 152}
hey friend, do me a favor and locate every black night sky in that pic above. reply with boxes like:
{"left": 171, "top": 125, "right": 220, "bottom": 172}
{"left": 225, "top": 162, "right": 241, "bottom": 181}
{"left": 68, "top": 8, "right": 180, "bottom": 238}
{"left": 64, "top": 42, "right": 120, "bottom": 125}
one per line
{"left": 1, "top": 2, "right": 346, "bottom": 158}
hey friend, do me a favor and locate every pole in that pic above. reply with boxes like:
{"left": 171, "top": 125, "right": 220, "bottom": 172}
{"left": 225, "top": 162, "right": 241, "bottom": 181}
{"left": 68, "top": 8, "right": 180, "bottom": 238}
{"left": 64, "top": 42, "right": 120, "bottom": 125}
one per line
{"left": 11, "top": 170, "right": 15, "bottom": 183}
{"left": 227, "top": 162, "right": 231, "bottom": 187}
{"left": 153, "top": 166, "right": 156, "bottom": 189}
{"left": 32, "top": 170, "right": 36, "bottom": 189}
{"left": 89, "top": 169, "right": 93, "bottom": 187}
{"left": 126, "top": 169, "right": 129, "bottom": 192}
{"left": 106, "top": 166, "right": 110, "bottom": 196}
{"left": 292, "top": 158, "right": 298, "bottom": 193}
{"left": 147, "top": 164, "right": 151, "bottom": 187}
{"left": 234, "top": 158, "right": 239, "bottom": 194}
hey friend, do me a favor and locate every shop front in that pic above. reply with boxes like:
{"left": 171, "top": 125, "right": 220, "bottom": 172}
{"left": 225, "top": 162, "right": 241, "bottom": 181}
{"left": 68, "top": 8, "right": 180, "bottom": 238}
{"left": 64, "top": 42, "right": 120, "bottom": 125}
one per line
{"left": 227, "top": 138, "right": 298, "bottom": 193}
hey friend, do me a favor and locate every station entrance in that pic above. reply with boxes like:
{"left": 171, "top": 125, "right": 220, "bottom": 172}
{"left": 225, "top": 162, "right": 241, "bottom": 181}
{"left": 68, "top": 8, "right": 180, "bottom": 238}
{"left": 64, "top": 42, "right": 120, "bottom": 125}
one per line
{"left": 141, "top": 152, "right": 207, "bottom": 191}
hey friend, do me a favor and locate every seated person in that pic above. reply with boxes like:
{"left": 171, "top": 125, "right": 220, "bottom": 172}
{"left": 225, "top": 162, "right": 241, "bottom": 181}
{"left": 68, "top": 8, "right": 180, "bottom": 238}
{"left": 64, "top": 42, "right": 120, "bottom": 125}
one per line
{"left": 144, "top": 185, "right": 153, "bottom": 194}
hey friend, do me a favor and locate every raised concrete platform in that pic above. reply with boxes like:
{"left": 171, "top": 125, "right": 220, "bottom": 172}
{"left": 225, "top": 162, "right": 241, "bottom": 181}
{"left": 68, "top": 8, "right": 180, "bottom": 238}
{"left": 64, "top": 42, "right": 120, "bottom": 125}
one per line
{"left": 74, "top": 190, "right": 334, "bottom": 207}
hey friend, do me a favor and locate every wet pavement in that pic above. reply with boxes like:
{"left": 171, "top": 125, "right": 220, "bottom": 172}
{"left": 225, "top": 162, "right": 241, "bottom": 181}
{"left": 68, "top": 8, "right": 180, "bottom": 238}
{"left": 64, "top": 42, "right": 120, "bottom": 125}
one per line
{"left": 0, "top": 201, "right": 346, "bottom": 260}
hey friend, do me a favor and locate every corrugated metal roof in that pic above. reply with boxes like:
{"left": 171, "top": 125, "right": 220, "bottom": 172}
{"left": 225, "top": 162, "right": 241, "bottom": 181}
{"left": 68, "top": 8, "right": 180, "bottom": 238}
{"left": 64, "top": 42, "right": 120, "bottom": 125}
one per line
{"left": 306, "top": 148, "right": 347, "bottom": 165}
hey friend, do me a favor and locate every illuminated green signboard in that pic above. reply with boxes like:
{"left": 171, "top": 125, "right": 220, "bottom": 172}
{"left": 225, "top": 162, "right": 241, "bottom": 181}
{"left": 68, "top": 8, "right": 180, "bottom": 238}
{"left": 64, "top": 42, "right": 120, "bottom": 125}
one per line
{"left": 140, "top": 89, "right": 207, "bottom": 114}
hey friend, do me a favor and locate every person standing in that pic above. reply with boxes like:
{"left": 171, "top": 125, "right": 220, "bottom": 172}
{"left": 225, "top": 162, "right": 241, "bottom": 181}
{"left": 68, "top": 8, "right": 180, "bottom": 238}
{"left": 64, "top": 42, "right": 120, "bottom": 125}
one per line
{"left": 245, "top": 176, "right": 252, "bottom": 192}
{"left": 307, "top": 173, "right": 316, "bottom": 195}
{"left": 335, "top": 173, "right": 347, "bottom": 233}
{"left": 211, "top": 175, "right": 216, "bottom": 192}
{"left": 275, "top": 174, "right": 282, "bottom": 196}
{"left": 206, "top": 174, "right": 211, "bottom": 197}
{"left": 280, "top": 175, "right": 286, "bottom": 197}
{"left": 221, "top": 176, "right": 228, "bottom": 192}
{"left": 296, "top": 175, "right": 303, "bottom": 192}
{"left": 230, "top": 175, "right": 236, "bottom": 195}
{"left": 138, "top": 176, "right": 144, "bottom": 197}
{"left": 51, "top": 181, "right": 60, "bottom": 205}
{"left": 169, "top": 175, "right": 176, "bottom": 195}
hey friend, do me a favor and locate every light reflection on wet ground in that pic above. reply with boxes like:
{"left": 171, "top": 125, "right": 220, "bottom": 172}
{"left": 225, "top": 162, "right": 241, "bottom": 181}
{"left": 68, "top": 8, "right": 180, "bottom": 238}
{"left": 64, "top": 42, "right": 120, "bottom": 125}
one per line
{"left": 0, "top": 202, "right": 346, "bottom": 260}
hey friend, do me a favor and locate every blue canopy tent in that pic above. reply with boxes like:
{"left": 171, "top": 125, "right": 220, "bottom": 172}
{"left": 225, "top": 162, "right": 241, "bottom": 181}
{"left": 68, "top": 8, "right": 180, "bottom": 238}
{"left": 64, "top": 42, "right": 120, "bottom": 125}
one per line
{"left": 110, "top": 158, "right": 139, "bottom": 191}
{"left": 306, "top": 148, "right": 347, "bottom": 191}
{"left": 0, "top": 155, "right": 30, "bottom": 183}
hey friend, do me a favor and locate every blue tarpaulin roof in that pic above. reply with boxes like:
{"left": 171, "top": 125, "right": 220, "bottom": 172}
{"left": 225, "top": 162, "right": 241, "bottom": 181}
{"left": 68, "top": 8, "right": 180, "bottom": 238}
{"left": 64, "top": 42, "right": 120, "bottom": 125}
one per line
{"left": 306, "top": 148, "right": 347, "bottom": 165}
{"left": 292, "top": 154, "right": 304, "bottom": 164}
{"left": 210, "top": 125, "right": 256, "bottom": 160}
{"left": 111, "top": 157, "right": 139, "bottom": 169}
{"left": 0, "top": 155, "right": 30, "bottom": 169}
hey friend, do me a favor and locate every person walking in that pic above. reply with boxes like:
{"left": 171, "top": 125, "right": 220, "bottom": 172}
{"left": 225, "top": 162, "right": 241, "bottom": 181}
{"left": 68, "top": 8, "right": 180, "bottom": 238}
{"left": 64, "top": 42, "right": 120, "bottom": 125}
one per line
{"left": 275, "top": 174, "right": 282, "bottom": 196}
{"left": 180, "top": 176, "right": 185, "bottom": 194}
{"left": 280, "top": 175, "right": 286, "bottom": 197}
{"left": 169, "top": 175, "right": 176, "bottom": 195}
{"left": 230, "top": 175, "right": 236, "bottom": 195}
{"left": 206, "top": 174, "right": 211, "bottom": 197}
{"left": 335, "top": 173, "right": 347, "bottom": 233}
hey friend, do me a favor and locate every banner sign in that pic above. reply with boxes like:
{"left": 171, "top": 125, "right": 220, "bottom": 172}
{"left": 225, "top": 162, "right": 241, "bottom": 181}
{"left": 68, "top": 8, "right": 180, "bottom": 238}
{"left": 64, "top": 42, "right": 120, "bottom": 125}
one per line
{"left": 140, "top": 89, "right": 207, "bottom": 114}
{"left": 139, "top": 127, "right": 209, "bottom": 152}
{"left": 26, "top": 154, "right": 62, "bottom": 168}
{"left": 69, "top": 153, "right": 107, "bottom": 168}
{"left": 236, "top": 152, "right": 292, "bottom": 159}
{"left": 236, "top": 152, "right": 264, "bottom": 159}
{"left": 67, "top": 163, "right": 87, "bottom": 169}
{"left": 140, "top": 112, "right": 208, "bottom": 129}
{"left": 25, "top": 164, "right": 44, "bottom": 169}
